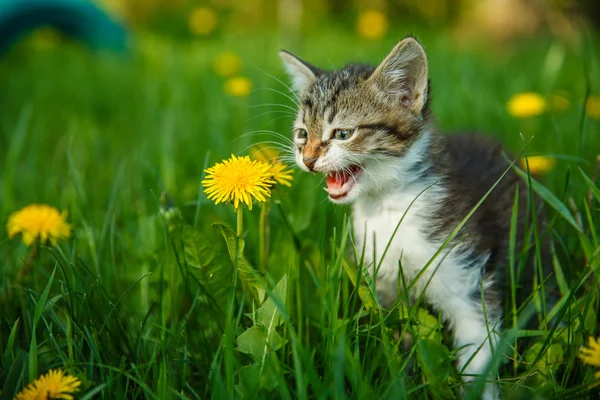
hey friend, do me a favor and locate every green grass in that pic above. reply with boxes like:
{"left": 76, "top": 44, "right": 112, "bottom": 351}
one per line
{"left": 1, "top": 24, "right": 599, "bottom": 399}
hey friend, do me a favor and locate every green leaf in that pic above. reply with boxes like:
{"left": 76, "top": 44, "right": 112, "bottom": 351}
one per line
{"left": 237, "top": 364, "right": 260, "bottom": 397}
{"left": 3, "top": 318, "right": 19, "bottom": 368}
{"left": 525, "top": 341, "right": 564, "bottom": 365}
{"left": 514, "top": 167, "right": 582, "bottom": 233}
{"left": 417, "top": 338, "right": 454, "bottom": 398}
{"left": 416, "top": 309, "right": 442, "bottom": 343}
{"left": 342, "top": 258, "right": 379, "bottom": 312}
{"left": 236, "top": 326, "right": 286, "bottom": 361}
{"left": 256, "top": 275, "right": 287, "bottom": 329}
{"left": 182, "top": 225, "right": 215, "bottom": 268}
{"left": 237, "top": 326, "right": 268, "bottom": 360}
{"left": 213, "top": 222, "right": 263, "bottom": 302}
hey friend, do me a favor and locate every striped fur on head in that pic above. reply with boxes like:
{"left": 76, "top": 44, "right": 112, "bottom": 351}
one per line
{"left": 280, "top": 37, "right": 434, "bottom": 204}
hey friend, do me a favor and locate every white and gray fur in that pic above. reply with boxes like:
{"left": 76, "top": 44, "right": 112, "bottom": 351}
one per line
{"left": 280, "top": 37, "right": 545, "bottom": 399}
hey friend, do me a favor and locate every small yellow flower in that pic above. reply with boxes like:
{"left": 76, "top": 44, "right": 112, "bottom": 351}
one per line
{"left": 580, "top": 336, "right": 600, "bottom": 367}
{"left": 250, "top": 146, "right": 279, "bottom": 163}
{"left": 269, "top": 162, "right": 294, "bottom": 187}
{"left": 213, "top": 51, "right": 243, "bottom": 78}
{"left": 357, "top": 10, "right": 388, "bottom": 40}
{"left": 7, "top": 204, "right": 71, "bottom": 246}
{"left": 250, "top": 146, "right": 294, "bottom": 186}
{"left": 224, "top": 76, "right": 252, "bottom": 97}
{"left": 579, "top": 336, "right": 600, "bottom": 382}
{"left": 202, "top": 154, "right": 275, "bottom": 210}
{"left": 16, "top": 369, "right": 81, "bottom": 400}
{"left": 586, "top": 96, "right": 600, "bottom": 120}
{"left": 521, "top": 156, "right": 556, "bottom": 176}
{"left": 507, "top": 92, "right": 546, "bottom": 118}
{"left": 188, "top": 7, "right": 217, "bottom": 36}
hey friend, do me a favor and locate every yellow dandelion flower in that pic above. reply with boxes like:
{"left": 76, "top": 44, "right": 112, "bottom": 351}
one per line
{"left": 213, "top": 51, "right": 243, "bottom": 78}
{"left": 202, "top": 154, "right": 275, "bottom": 210}
{"left": 269, "top": 162, "right": 294, "bottom": 187}
{"left": 580, "top": 336, "right": 600, "bottom": 382}
{"left": 16, "top": 369, "right": 81, "bottom": 400}
{"left": 188, "top": 7, "right": 217, "bottom": 36}
{"left": 507, "top": 92, "right": 546, "bottom": 118}
{"left": 250, "top": 146, "right": 294, "bottom": 187}
{"left": 250, "top": 146, "right": 278, "bottom": 163}
{"left": 521, "top": 156, "right": 556, "bottom": 176}
{"left": 7, "top": 204, "right": 71, "bottom": 247}
{"left": 586, "top": 96, "right": 600, "bottom": 120}
{"left": 224, "top": 76, "right": 252, "bottom": 97}
{"left": 357, "top": 10, "right": 388, "bottom": 40}
{"left": 580, "top": 336, "right": 600, "bottom": 367}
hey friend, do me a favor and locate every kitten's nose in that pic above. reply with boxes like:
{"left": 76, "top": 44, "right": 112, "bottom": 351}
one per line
{"left": 303, "top": 157, "right": 318, "bottom": 170}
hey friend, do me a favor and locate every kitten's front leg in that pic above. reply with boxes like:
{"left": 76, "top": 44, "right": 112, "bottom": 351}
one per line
{"left": 440, "top": 296, "right": 501, "bottom": 400}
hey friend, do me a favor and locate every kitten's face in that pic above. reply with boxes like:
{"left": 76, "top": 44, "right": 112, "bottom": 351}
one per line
{"left": 281, "top": 38, "right": 431, "bottom": 204}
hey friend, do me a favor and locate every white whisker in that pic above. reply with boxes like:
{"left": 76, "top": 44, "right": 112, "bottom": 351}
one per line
{"left": 254, "top": 67, "right": 300, "bottom": 102}
{"left": 251, "top": 87, "right": 298, "bottom": 106}
{"left": 248, "top": 103, "right": 298, "bottom": 112}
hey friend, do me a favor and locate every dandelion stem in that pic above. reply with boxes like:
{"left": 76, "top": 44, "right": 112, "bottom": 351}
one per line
{"left": 17, "top": 241, "right": 39, "bottom": 282}
{"left": 259, "top": 199, "right": 270, "bottom": 273}
{"left": 236, "top": 206, "right": 243, "bottom": 237}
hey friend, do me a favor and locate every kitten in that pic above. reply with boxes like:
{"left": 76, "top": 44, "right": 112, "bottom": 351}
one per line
{"left": 280, "top": 37, "right": 540, "bottom": 399}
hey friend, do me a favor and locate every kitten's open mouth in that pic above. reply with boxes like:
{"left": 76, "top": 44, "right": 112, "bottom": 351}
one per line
{"left": 325, "top": 165, "right": 361, "bottom": 199}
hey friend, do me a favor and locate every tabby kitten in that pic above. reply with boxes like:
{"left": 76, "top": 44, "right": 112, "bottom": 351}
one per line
{"left": 280, "top": 37, "right": 534, "bottom": 399}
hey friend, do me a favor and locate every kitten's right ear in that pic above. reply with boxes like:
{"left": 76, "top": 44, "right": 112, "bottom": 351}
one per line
{"left": 279, "top": 51, "right": 320, "bottom": 94}
{"left": 370, "top": 37, "right": 429, "bottom": 116}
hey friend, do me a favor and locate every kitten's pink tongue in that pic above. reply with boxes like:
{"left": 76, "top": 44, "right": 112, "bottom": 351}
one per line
{"left": 326, "top": 171, "right": 351, "bottom": 189}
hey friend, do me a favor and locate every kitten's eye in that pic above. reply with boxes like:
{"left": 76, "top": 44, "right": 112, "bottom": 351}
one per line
{"left": 334, "top": 128, "right": 354, "bottom": 140}
{"left": 296, "top": 129, "right": 308, "bottom": 140}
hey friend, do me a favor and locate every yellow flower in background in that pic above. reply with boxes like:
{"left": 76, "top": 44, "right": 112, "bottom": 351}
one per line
{"left": 269, "top": 162, "right": 294, "bottom": 186}
{"left": 251, "top": 146, "right": 279, "bottom": 163}
{"left": 16, "top": 369, "right": 81, "bottom": 400}
{"left": 549, "top": 93, "right": 571, "bottom": 112}
{"left": 251, "top": 146, "right": 294, "bottom": 187}
{"left": 521, "top": 156, "right": 556, "bottom": 175}
{"left": 586, "top": 96, "right": 600, "bottom": 120}
{"left": 507, "top": 92, "right": 546, "bottom": 118}
{"left": 188, "top": 7, "right": 217, "bottom": 35}
{"left": 213, "top": 51, "right": 243, "bottom": 78}
{"left": 357, "top": 10, "right": 388, "bottom": 40}
{"left": 579, "top": 336, "right": 600, "bottom": 382}
{"left": 7, "top": 204, "right": 71, "bottom": 246}
{"left": 224, "top": 76, "right": 252, "bottom": 97}
{"left": 202, "top": 154, "right": 275, "bottom": 210}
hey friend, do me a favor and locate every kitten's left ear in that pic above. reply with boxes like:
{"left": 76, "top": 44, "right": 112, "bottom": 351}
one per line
{"left": 279, "top": 51, "right": 321, "bottom": 94}
{"left": 369, "top": 37, "right": 429, "bottom": 116}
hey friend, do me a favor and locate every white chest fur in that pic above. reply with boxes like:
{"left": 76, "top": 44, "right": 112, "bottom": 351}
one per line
{"left": 352, "top": 183, "right": 487, "bottom": 310}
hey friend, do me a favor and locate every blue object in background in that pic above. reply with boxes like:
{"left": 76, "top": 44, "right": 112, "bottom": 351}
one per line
{"left": 0, "top": 0, "right": 128, "bottom": 54}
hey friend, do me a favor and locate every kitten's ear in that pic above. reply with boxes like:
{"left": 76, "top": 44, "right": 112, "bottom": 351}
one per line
{"left": 279, "top": 51, "right": 320, "bottom": 94}
{"left": 370, "top": 37, "right": 429, "bottom": 115}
